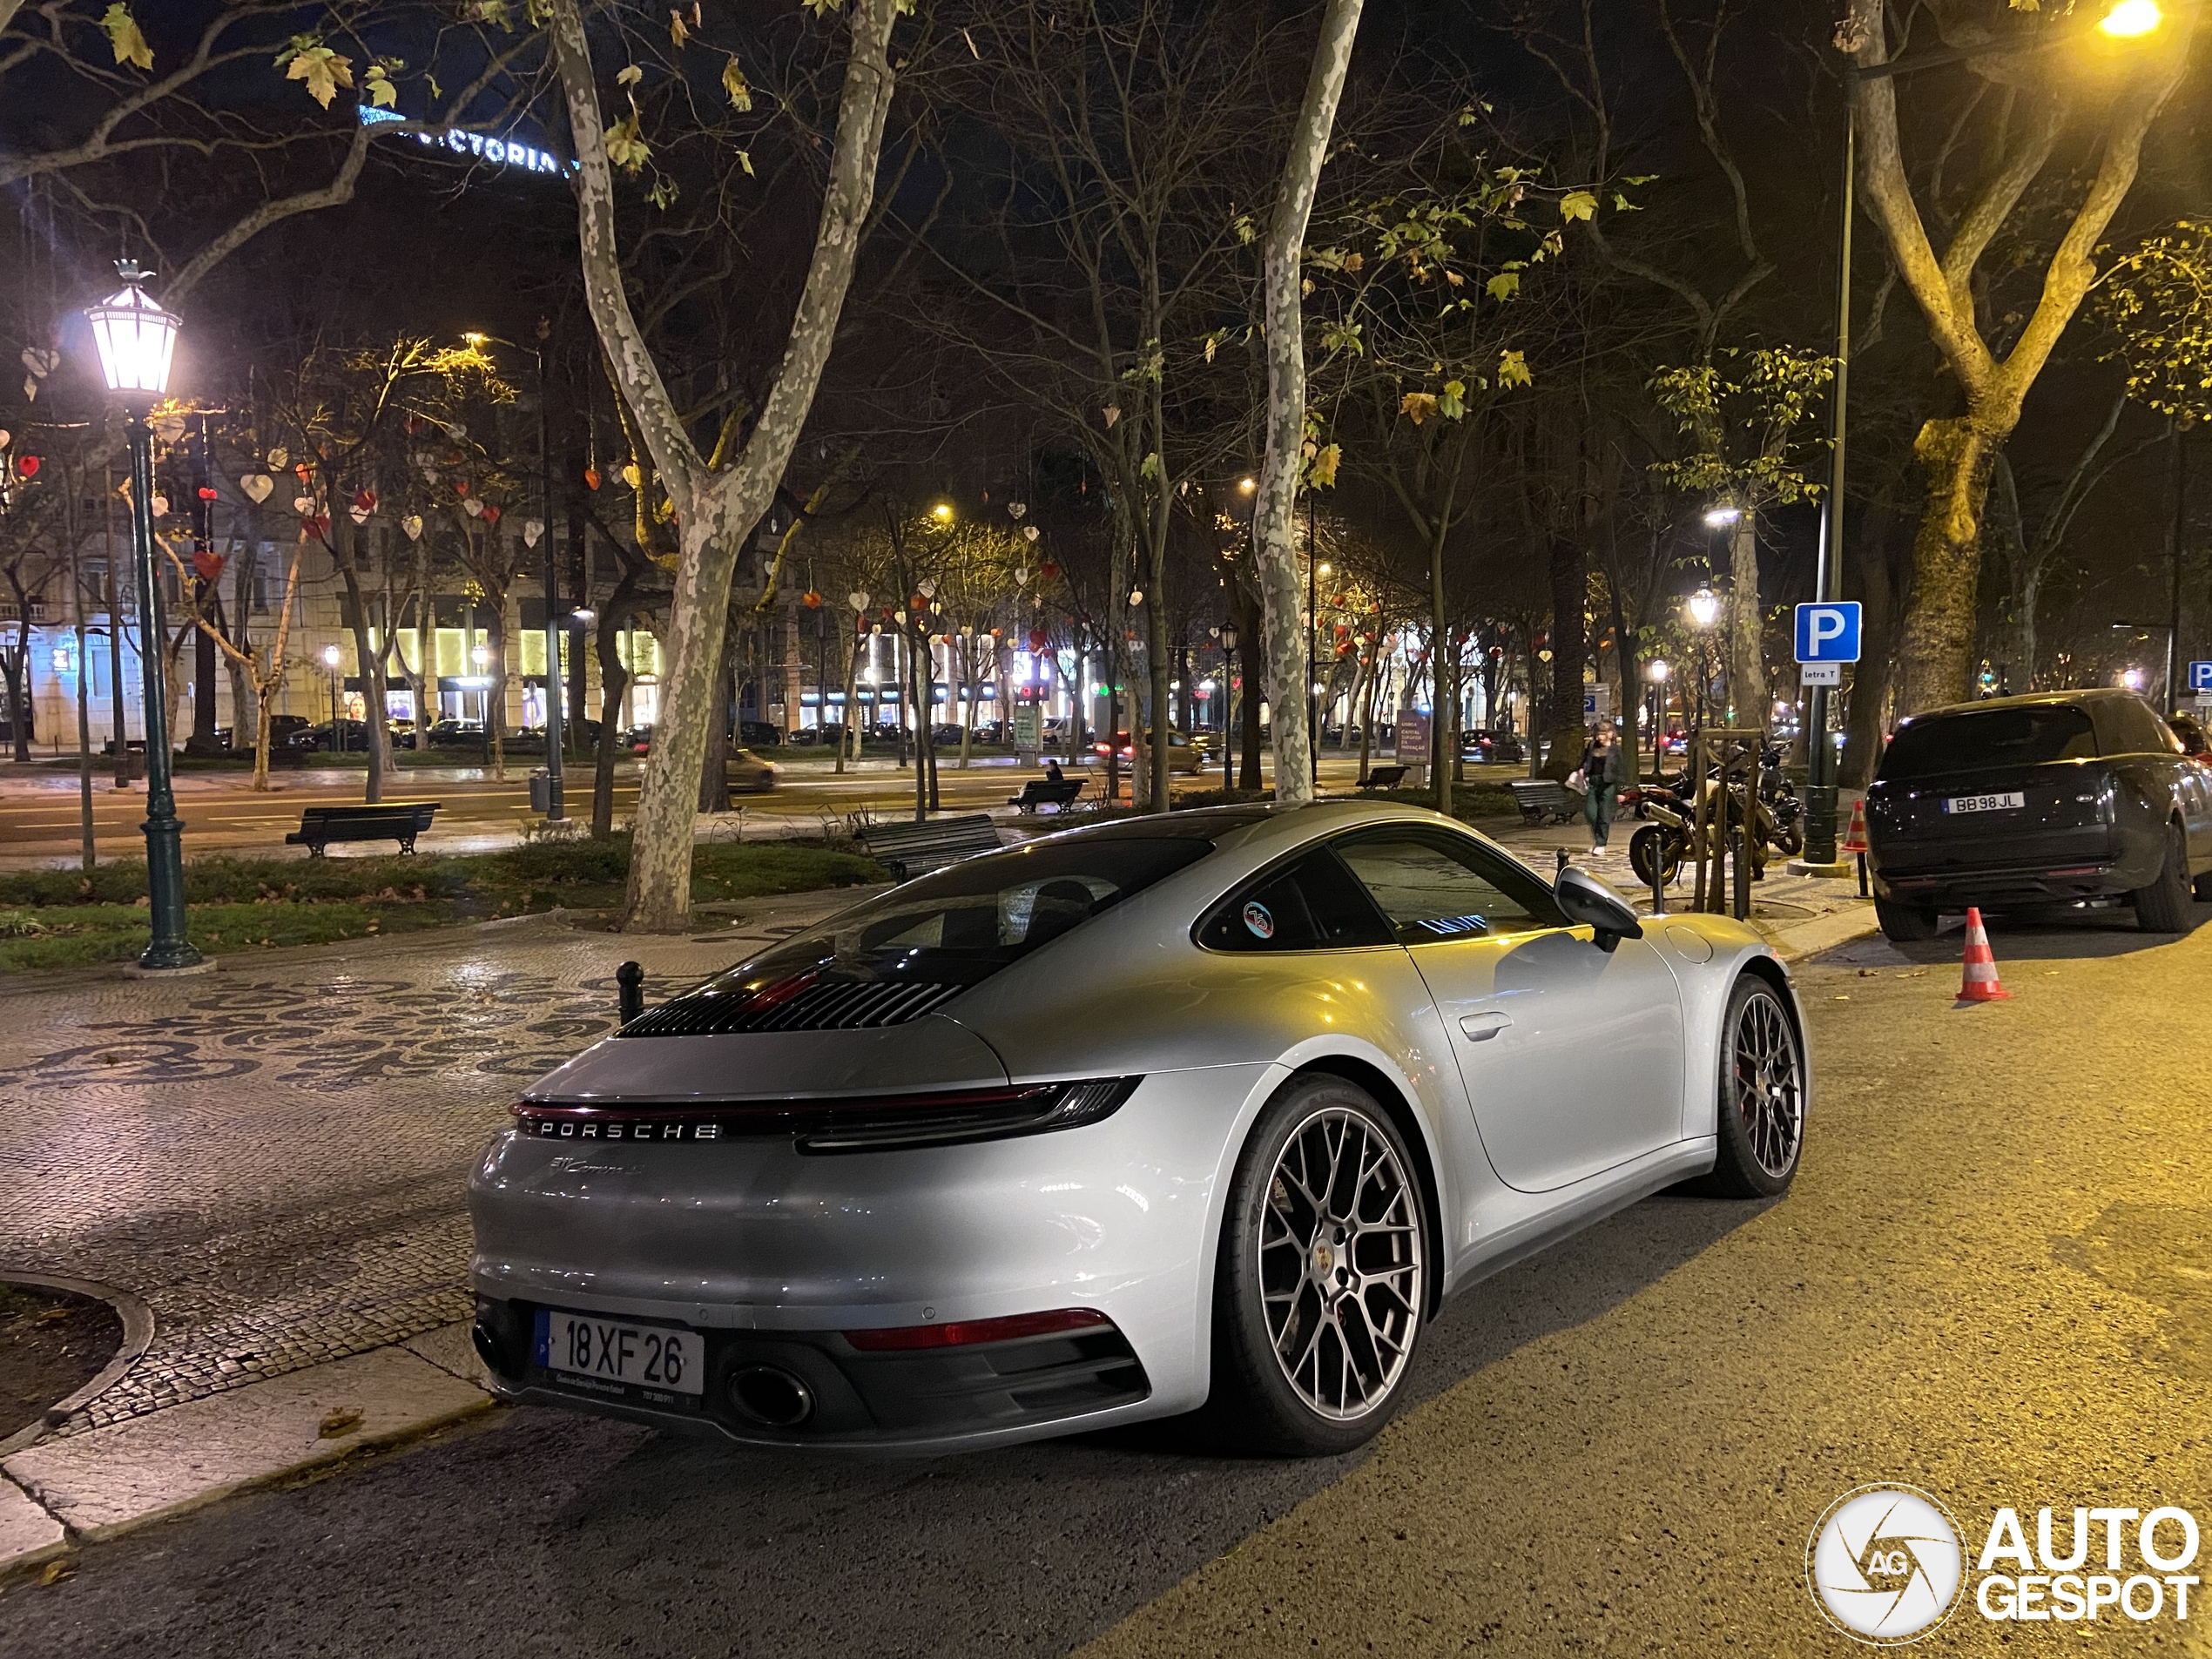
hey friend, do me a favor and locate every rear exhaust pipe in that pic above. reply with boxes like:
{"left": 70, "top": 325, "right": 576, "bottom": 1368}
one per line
{"left": 727, "top": 1364, "right": 814, "bottom": 1429}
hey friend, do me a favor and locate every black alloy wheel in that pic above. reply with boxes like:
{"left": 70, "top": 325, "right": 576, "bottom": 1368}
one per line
{"left": 1693, "top": 974, "right": 1805, "bottom": 1199}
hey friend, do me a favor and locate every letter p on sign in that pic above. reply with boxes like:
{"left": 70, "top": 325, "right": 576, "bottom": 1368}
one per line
{"left": 1795, "top": 602, "right": 1862, "bottom": 664}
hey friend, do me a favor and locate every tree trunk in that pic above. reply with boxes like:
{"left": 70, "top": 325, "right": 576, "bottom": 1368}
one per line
{"left": 1541, "top": 536, "right": 1588, "bottom": 781}
{"left": 550, "top": 0, "right": 897, "bottom": 930}
{"left": 1898, "top": 416, "right": 2000, "bottom": 718}
{"left": 590, "top": 597, "right": 636, "bottom": 840}
{"left": 1840, "top": 485, "right": 1898, "bottom": 790}
{"left": 1723, "top": 512, "right": 1764, "bottom": 728}
{"left": 698, "top": 617, "right": 733, "bottom": 814}
{"left": 1429, "top": 528, "right": 1453, "bottom": 817}
{"left": 836, "top": 622, "right": 859, "bottom": 775}
{"left": 1251, "top": 0, "right": 1362, "bottom": 806}
{"left": 486, "top": 589, "right": 509, "bottom": 782}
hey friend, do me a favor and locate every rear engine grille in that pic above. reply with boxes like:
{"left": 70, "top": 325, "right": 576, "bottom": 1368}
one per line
{"left": 618, "top": 979, "right": 963, "bottom": 1036}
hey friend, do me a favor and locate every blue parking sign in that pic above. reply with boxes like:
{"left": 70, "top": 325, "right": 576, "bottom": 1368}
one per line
{"left": 2190, "top": 660, "right": 2212, "bottom": 694}
{"left": 1795, "top": 602, "right": 1862, "bottom": 664}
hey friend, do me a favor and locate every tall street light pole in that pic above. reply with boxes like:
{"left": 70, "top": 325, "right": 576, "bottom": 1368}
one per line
{"left": 1811, "top": 0, "right": 2169, "bottom": 862}
{"left": 84, "top": 260, "right": 201, "bottom": 971}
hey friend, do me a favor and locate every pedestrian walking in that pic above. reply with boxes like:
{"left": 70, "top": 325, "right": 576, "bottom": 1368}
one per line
{"left": 1577, "top": 720, "right": 1627, "bottom": 855}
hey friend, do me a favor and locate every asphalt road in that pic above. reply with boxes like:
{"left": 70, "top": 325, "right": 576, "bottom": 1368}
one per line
{"left": 3, "top": 899, "right": 2209, "bottom": 1654}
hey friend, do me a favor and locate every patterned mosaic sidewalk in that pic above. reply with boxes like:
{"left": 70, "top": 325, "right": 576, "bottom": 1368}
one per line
{"left": 0, "top": 900, "right": 852, "bottom": 1433}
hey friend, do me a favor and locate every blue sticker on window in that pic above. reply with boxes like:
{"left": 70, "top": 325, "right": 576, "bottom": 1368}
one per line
{"left": 1241, "top": 900, "right": 1275, "bottom": 939}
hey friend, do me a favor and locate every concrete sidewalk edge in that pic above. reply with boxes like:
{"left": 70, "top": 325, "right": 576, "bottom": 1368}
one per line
{"left": 0, "top": 1335, "right": 495, "bottom": 1570}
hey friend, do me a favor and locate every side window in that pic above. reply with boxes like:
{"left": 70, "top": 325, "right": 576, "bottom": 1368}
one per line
{"left": 1334, "top": 830, "right": 1564, "bottom": 943}
{"left": 1197, "top": 849, "right": 1393, "bottom": 952}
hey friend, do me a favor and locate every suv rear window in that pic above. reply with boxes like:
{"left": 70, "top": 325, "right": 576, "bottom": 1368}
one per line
{"left": 1878, "top": 706, "right": 2097, "bottom": 779}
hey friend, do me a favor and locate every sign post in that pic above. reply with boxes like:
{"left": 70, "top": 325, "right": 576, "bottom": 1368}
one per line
{"left": 1794, "top": 602, "right": 1862, "bottom": 870}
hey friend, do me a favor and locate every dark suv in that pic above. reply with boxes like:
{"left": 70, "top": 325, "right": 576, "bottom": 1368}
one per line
{"left": 1865, "top": 689, "right": 2212, "bottom": 940}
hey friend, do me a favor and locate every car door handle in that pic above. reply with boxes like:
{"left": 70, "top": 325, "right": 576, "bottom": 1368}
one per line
{"left": 1459, "top": 1012, "right": 1512, "bottom": 1042}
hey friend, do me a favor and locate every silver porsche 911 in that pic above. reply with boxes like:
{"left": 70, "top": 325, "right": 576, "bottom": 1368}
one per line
{"left": 468, "top": 800, "right": 1808, "bottom": 1457}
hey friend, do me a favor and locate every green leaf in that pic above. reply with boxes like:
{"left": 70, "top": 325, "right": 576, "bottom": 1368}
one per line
{"left": 738, "top": 149, "right": 754, "bottom": 177}
{"left": 1497, "top": 349, "right": 1533, "bottom": 389}
{"left": 1559, "top": 190, "right": 1598, "bottom": 224}
{"left": 363, "top": 64, "right": 398, "bottom": 108}
{"left": 1307, "top": 442, "right": 1341, "bottom": 489}
{"left": 722, "top": 55, "right": 752, "bottom": 111}
{"left": 1232, "top": 213, "right": 1258, "bottom": 246}
{"left": 1439, "top": 380, "right": 1467, "bottom": 420}
{"left": 1486, "top": 271, "right": 1521, "bottom": 302}
{"left": 1612, "top": 192, "right": 1641, "bottom": 213}
{"left": 1140, "top": 452, "right": 1161, "bottom": 482}
{"left": 617, "top": 64, "right": 644, "bottom": 87}
{"left": 99, "top": 3, "right": 153, "bottom": 71}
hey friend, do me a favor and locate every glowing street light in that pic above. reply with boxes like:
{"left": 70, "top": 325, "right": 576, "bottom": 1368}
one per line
{"left": 2100, "top": 0, "right": 2161, "bottom": 37}
{"left": 1238, "top": 476, "right": 1256, "bottom": 493}
{"left": 1649, "top": 659, "right": 1671, "bottom": 683}
{"left": 1703, "top": 504, "right": 1742, "bottom": 529}
{"left": 82, "top": 260, "right": 198, "bottom": 970}
{"left": 1688, "top": 588, "right": 1720, "bottom": 629}
{"left": 931, "top": 502, "right": 954, "bottom": 523}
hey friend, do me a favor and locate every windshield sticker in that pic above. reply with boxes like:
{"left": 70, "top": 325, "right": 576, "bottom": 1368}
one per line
{"left": 1242, "top": 901, "right": 1276, "bottom": 939}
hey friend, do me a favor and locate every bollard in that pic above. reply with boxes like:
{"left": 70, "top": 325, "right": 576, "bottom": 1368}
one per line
{"left": 1555, "top": 847, "right": 1569, "bottom": 877}
{"left": 616, "top": 960, "right": 644, "bottom": 1026}
{"left": 1649, "top": 843, "right": 1667, "bottom": 916}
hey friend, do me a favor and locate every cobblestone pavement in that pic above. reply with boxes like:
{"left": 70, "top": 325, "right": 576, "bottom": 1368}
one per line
{"left": 0, "top": 897, "right": 857, "bottom": 1433}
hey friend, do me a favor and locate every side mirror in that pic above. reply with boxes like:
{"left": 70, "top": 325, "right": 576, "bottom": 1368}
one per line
{"left": 1554, "top": 867, "right": 1644, "bottom": 951}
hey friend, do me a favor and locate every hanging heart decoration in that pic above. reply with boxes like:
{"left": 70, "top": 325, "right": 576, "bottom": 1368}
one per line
{"left": 151, "top": 494, "right": 171, "bottom": 516}
{"left": 267, "top": 447, "right": 289, "bottom": 469}
{"left": 307, "top": 515, "right": 330, "bottom": 538}
{"left": 918, "top": 578, "right": 938, "bottom": 599}
{"left": 848, "top": 590, "right": 870, "bottom": 610}
{"left": 1022, "top": 526, "right": 1039, "bottom": 543}
{"left": 482, "top": 504, "right": 502, "bottom": 527}
{"left": 989, "top": 626, "right": 1002, "bottom": 638}
{"left": 349, "top": 503, "right": 371, "bottom": 526}
{"left": 198, "top": 485, "right": 219, "bottom": 501}
{"left": 1038, "top": 561, "right": 1060, "bottom": 581}
{"left": 354, "top": 488, "right": 377, "bottom": 516}
{"left": 151, "top": 412, "right": 187, "bottom": 442}
{"left": 1008, "top": 502, "right": 1026, "bottom": 519}
{"left": 523, "top": 517, "right": 544, "bottom": 548}
{"left": 1015, "top": 570, "right": 1029, "bottom": 587}
{"left": 583, "top": 466, "right": 602, "bottom": 490}
{"left": 443, "top": 422, "right": 467, "bottom": 441}
{"left": 1129, "top": 589, "right": 1144, "bottom": 606}
{"left": 21, "top": 347, "right": 57, "bottom": 378}
{"left": 0, "top": 429, "right": 10, "bottom": 451}
{"left": 192, "top": 550, "right": 225, "bottom": 583}
{"left": 462, "top": 498, "right": 484, "bottom": 518}
{"left": 293, "top": 462, "right": 313, "bottom": 485}
{"left": 401, "top": 515, "right": 424, "bottom": 543}
{"left": 16, "top": 455, "right": 38, "bottom": 478}
{"left": 240, "top": 471, "right": 276, "bottom": 502}
{"left": 620, "top": 462, "right": 642, "bottom": 489}
{"left": 292, "top": 496, "right": 314, "bottom": 515}
{"left": 454, "top": 480, "right": 469, "bottom": 496}
{"left": 802, "top": 590, "right": 822, "bottom": 608}
{"left": 1028, "top": 628, "right": 1049, "bottom": 651}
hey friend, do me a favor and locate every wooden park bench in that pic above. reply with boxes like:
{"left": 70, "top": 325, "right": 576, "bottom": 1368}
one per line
{"left": 285, "top": 801, "right": 442, "bottom": 858}
{"left": 1359, "top": 765, "right": 1408, "bottom": 792}
{"left": 1008, "top": 778, "right": 1087, "bottom": 813}
{"left": 855, "top": 813, "right": 1003, "bottom": 880}
{"left": 1507, "top": 778, "right": 1579, "bottom": 826}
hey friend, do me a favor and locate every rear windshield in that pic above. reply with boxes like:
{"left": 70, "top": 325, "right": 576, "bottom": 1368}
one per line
{"left": 683, "top": 835, "right": 1215, "bottom": 1000}
{"left": 1879, "top": 706, "right": 2097, "bottom": 779}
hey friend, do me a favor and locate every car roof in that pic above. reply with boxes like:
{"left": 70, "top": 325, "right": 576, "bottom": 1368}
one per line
{"left": 1899, "top": 687, "right": 2136, "bottom": 723}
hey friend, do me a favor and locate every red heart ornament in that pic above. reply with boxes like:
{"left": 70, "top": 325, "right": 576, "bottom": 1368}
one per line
{"left": 1028, "top": 629, "right": 1049, "bottom": 651}
{"left": 482, "top": 504, "right": 502, "bottom": 526}
{"left": 198, "top": 486, "right": 219, "bottom": 501}
{"left": 455, "top": 481, "right": 469, "bottom": 496}
{"left": 16, "top": 455, "right": 37, "bottom": 478}
{"left": 583, "top": 467, "right": 601, "bottom": 491}
{"left": 354, "top": 488, "right": 376, "bottom": 513}
{"left": 192, "top": 550, "right": 226, "bottom": 583}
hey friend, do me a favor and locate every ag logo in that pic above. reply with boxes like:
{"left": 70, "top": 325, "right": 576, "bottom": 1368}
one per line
{"left": 1807, "top": 1485, "right": 1966, "bottom": 1644}
{"left": 1241, "top": 901, "right": 1275, "bottom": 940}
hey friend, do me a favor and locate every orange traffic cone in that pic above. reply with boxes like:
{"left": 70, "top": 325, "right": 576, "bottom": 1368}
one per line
{"left": 1957, "top": 907, "right": 2011, "bottom": 1002}
{"left": 1841, "top": 795, "right": 1869, "bottom": 856}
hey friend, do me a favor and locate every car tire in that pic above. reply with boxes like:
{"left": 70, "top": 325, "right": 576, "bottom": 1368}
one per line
{"left": 2194, "top": 869, "right": 2212, "bottom": 902}
{"left": 1204, "top": 1073, "right": 1427, "bottom": 1457}
{"left": 2133, "top": 820, "right": 2193, "bottom": 932}
{"left": 1689, "top": 974, "right": 1805, "bottom": 1200}
{"left": 1874, "top": 896, "right": 1938, "bottom": 941}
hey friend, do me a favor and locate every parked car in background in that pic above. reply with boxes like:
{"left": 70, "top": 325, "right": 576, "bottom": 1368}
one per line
{"left": 739, "top": 719, "right": 783, "bottom": 747}
{"left": 426, "top": 719, "right": 485, "bottom": 747}
{"left": 290, "top": 718, "right": 381, "bottom": 752}
{"left": 1865, "top": 689, "right": 2212, "bottom": 941}
{"left": 1460, "top": 730, "right": 1525, "bottom": 765}
{"left": 623, "top": 725, "right": 654, "bottom": 754}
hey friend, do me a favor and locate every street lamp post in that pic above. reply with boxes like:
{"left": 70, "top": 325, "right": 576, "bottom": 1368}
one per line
{"left": 83, "top": 260, "right": 199, "bottom": 971}
{"left": 1815, "top": 1, "right": 2170, "bottom": 861}
{"left": 322, "top": 644, "right": 344, "bottom": 751}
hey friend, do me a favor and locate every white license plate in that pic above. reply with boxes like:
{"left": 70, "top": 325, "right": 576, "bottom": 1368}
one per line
{"left": 1944, "top": 792, "right": 2025, "bottom": 815}
{"left": 535, "top": 1309, "right": 703, "bottom": 1397}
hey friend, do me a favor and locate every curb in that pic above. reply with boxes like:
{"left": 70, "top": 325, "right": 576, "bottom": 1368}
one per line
{"left": 1763, "top": 902, "right": 1882, "bottom": 962}
{"left": 0, "top": 1326, "right": 496, "bottom": 1574}
{"left": 0, "top": 1272, "right": 155, "bottom": 1459}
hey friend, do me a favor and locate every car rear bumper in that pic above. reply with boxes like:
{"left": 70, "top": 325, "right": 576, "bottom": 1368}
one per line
{"left": 1872, "top": 859, "right": 2128, "bottom": 909}
{"left": 467, "top": 1062, "right": 1278, "bottom": 1449}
